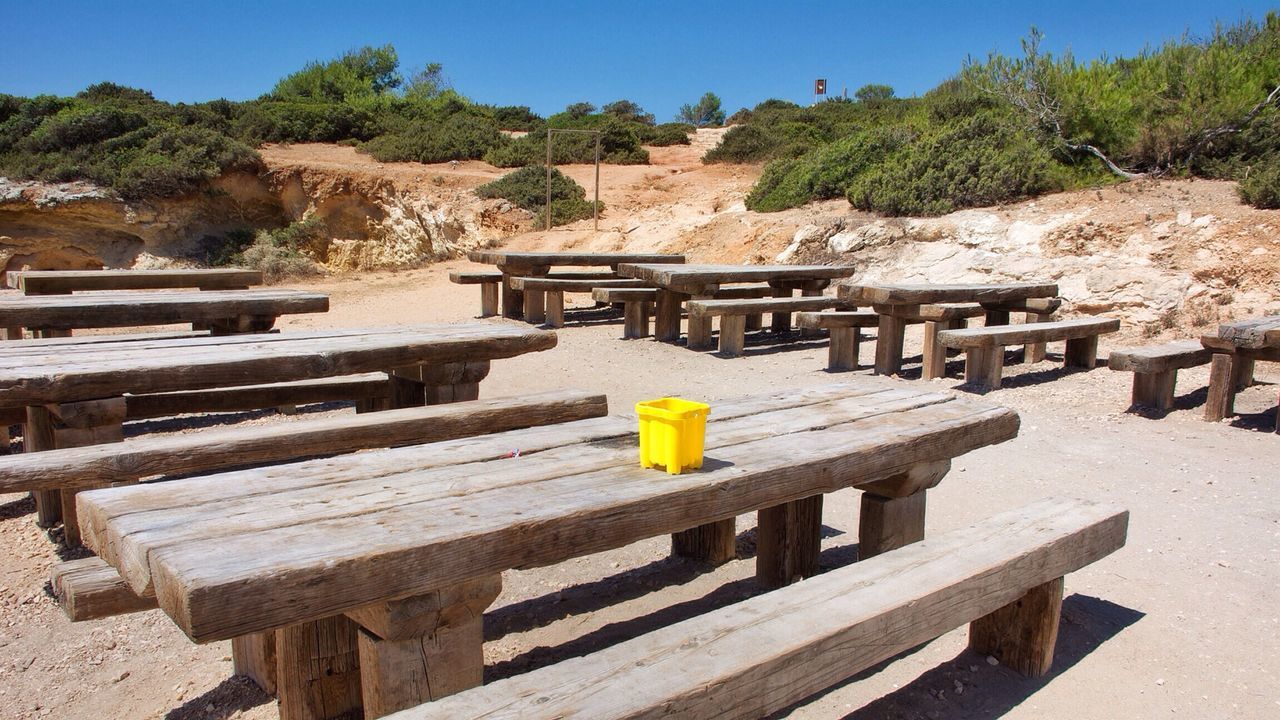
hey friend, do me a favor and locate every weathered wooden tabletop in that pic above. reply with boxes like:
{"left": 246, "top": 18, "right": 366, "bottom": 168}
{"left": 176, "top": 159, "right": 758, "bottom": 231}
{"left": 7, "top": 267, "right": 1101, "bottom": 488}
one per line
{"left": 77, "top": 382, "right": 1019, "bottom": 643}
{"left": 0, "top": 288, "right": 327, "bottom": 331}
{"left": 7, "top": 268, "right": 263, "bottom": 294}
{"left": 619, "top": 263, "right": 857, "bottom": 294}
{"left": 466, "top": 251, "right": 685, "bottom": 268}
{"left": 1206, "top": 316, "right": 1280, "bottom": 350}
{"left": 1199, "top": 316, "right": 1280, "bottom": 423}
{"left": 839, "top": 282, "right": 1059, "bottom": 306}
{"left": 0, "top": 323, "right": 557, "bottom": 408}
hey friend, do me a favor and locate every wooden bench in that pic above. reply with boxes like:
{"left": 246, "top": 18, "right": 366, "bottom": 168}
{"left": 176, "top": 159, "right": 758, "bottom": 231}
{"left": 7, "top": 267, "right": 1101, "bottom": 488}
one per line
{"left": 937, "top": 317, "right": 1120, "bottom": 389}
{"left": 687, "top": 296, "right": 849, "bottom": 356}
{"left": 507, "top": 277, "right": 649, "bottom": 327}
{"left": 795, "top": 310, "right": 880, "bottom": 371}
{"left": 449, "top": 270, "right": 618, "bottom": 318}
{"left": 1109, "top": 340, "right": 1213, "bottom": 414}
{"left": 593, "top": 285, "right": 776, "bottom": 339}
{"left": 394, "top": 497, "right": 1128, "bottom": 719}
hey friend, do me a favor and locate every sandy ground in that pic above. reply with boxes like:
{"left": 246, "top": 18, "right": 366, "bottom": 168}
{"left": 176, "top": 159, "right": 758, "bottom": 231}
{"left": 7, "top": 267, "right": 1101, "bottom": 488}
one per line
{"left": 1, "top": 262, "right": 1277, "bottom": 719}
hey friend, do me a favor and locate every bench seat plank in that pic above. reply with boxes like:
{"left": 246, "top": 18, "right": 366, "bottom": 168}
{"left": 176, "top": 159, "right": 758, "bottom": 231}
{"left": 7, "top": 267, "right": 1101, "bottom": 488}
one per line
{"left": 52, "top": 557, "right": 158, "bottom": 621}
{"left": 507, "top": 277, "right": 648, "bottom": 292}
{"left": 1109, "top": 340, "right": 1212, "bottom": 374}
{"left": 393, "top": 497, "right": 1128, "bottom": 720}
{"left": 687, "top": 296, "right": 846, "bottom": 318}
{"left": 937, "top": 317, "right": 1120, "bottom": 349}
{"left": 0, "top": 390, "right": 608, "bottom": 493}
{"left": 10, "top": 269, "right": 262, "bottom": 294}
{"left": 794, "top": 310, "right": 879, "bottom": 330}
{"left": 0, "top": 289, "right": 329, "bottom": 331}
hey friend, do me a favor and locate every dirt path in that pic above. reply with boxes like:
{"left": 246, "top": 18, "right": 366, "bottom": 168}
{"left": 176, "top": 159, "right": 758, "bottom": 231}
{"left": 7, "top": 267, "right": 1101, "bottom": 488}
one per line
{"left": 2, "top": 263, "right": 1277, "bottom": 719}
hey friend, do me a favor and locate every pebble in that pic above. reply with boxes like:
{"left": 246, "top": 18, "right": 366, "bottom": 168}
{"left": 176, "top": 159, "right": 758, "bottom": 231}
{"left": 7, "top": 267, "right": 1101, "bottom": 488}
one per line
{"left": 1156, "top": 678, "right": 1165, "bottom": 686}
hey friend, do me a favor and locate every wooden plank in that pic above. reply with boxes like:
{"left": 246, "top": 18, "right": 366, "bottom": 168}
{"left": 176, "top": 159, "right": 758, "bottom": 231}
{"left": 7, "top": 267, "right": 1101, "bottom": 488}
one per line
{"left": 1063, "top": 335, "right": 1101, "bottom": 369}
{"left": 12, "top": 269, "right": 262, "bottom": 294}
{"left": 544, "top": 290, "right": 565, "bottom": 328}
{"left": 671, "top": 519, "right": 737, "bottom": 565}
{"left": 232, "top": 632, "right": 278, "bottom": 694}
{"left": 276, "top": 616, "right": 363, "bottom": 720}
{"left": 0, "top": 289, "right": 328, "bottom": 331}
{"left": 51, "top": 557, "right": 158, "bottom": 621}
{"left": 1216, "top": 316, "right": 1280, "bottom": 349}
{"left": 479, "top": 283, "right": 498, "bottom": 317}
{"left": 794, "top": 310, "right": 878, "bottom": 330}
{"left": 874, "top": 314, "right": 907, "bottom": 376}
{"left": 842, "top": 282, "right": 1058, "bottom": 306}
{"left": 451, "top": 270, "right": 617, "bottom": 285}
{"left": 687, "top": 296, "right": 846, "bottom": 318}
{"left": 0, "top": 323, "right": 558, "bottom": 407}
{"left": 592, "top": 287, "right": 658, "bottom": 304}
{"left": 1108, "top": 340, "right": 1213, "bottom": 373}
{"left": 394, "top": 497, "right": 1127, "bottom": 720}
{"left": 869, "top": 303, "right": 986, "bottom": 322}
{"left": 468, "top": 251, "right": 684, "bottom": 267}
{"left": 1131, "top": 371, "right": 1177, "bottom": 413}
{"left": 619, "top": 263, "right": 856, "bottom": 290}
{"left": 858, "top": 491, "right": 926, "bottom": 559}
{"left": 756, "top": 494, "right": 823, "bottom": 588}
{"left": 828, "top": 327, "right": 858, "bottom": 371}
{"left": 508, "top": 277, "right": 648, "bottom": 291}
{"left": 963, "top": 347, "right": 1005, "bottom": 389}
{"left": 123, "top": 373, "right": 392, "bottom": 420}
{"left": 1, "top": 391, "right": 608, "bottom": 493}
{"left": 937, "top": 317, "right": 1120, "bottom": 349}
{"left": 717, "top": 315, "right": 746, "bottom": 356}
{"left": 622, "top": 301, "right": 649, "bottom": 339}
{"left": 119, "top": 394, "right": 1018, "bottom": 641}
{"left": 1204, "top": 353, "right": 1236, "bottom": 421}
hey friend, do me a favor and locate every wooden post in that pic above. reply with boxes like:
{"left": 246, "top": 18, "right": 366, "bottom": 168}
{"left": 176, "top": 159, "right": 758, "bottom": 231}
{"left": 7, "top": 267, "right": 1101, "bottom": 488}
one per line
{"left": 984, "top": 309, "right": 1011, "bottom": 328}
{"left": 970, "top": 576, "right": 1064, "bottom": 677}
{"left": 672, "top": 519, "right": 736, "bottom": 565}
{"left": 544, "top": 290, "right": 565, "bottom": 328}
{"left": 23, "top": 406, "right": 61, "bottom": 527}
{"left": 27, "top": 398, "right": 126, "bottom": 546}
{"left": 348, "top": 575, "right": 502, "bottom": 718}
{"left": 798, "top": 287, "right": 823, "bottom": 338}
{"left": 4, "top": 327, "right": 22, "bottom": 340}
{"left": 479, "top": 282, "right": 499, "bottom": 318}
{"left": 858, "top": 491, "right": 926, "bottom": 560}
{"left": 1025, "top": 312, "right": 1050, "bottom": 363}
{"left": 687, "top": 296, "right": 715, "bottom": 350}
{"left": 756, "top": 495, "right": 823, "bottom": 588}
{"left": 654, "top": 289, "right": 685, "bottom": 342}
{"left": 1233, "top": 358, "right": 1255, "bottom": 391}
{"left": 874, "top": 314, "right": 907, "bottom": 376}
{"left": 964, "top": 347, "right": 1004, "bottom": 389}
{"left": 1063, "top": 335, "right": 1099, "bottom": 369}
{"left": 717, "top": 315, "right": 747, "bottom": 357}
{"left": 745, "top": 312, "right": 763, "bottom": 331}
{"left": 523, "top": 288, "right": 546, "bottom": 325}
{"left": 388, "top": 371, "right": 427, "bottom": 409}
{"left": 275, "top": 616, "right": 363, "bottom": 720}
{"left": 828, "top": 327, "right": 858, "bottom": 371}
{"left": 232, "top": 632, "right": 278, "bottom": 694}
{"left": 769, "top": 287, "right": 792, "bottom": 334}
{"left": 921, "top": 321, "right": 947, "bottom": 380}
{"left": 623, "top": 301, "right": 648, "bottom": 339}
{"left": 1204, "top": 353, "right": 1236, "bottom": 422}
{"left": 1131, "top": 371, "right": 1176, "bottom": 413}
{"left": 499, "top": 272, "right": 522, "bottom": 320}
{"left": 420, "top": 361, "right": 490, "bottom": 405}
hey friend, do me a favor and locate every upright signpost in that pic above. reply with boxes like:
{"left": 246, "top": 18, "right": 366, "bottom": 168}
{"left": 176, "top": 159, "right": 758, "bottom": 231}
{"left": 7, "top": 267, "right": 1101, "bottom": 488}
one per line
{"left": 545, "top": 128, "right": 603, "bottom": 232}
{"left": 814, "top": 78, "right": 827, "bottom": 105}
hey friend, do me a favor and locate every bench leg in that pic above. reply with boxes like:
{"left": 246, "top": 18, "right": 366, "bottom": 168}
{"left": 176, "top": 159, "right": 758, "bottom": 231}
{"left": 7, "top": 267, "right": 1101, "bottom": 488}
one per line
{"left": 24, "top": 408, "right": 62, "bottom": 527}
{"left": 4, "top": 326, "right": 22, "bottom": 340}
{"left": 27, "top": 399, "right": 126, "bottom": 547}
{"left": 672, "top": 518, "right": 736, "bottom": 565}
{"left": 969, "top": 576, "right": 1064, "bottom": 678}
{"left": 798, "top": 288, "right": 823, "bottom": 338}
{"left": 717, "top": 315, "right": 746, "bottom": 357}
{"left": 756, "top": 494, "right": 823, "bottom": 588}
{"left": 232, "top": 632, "right": 278, "bottom": 695}
{"left": 964, "top": 346, "right": 1004, "bottom": 390}
{"left": 745, "top": 313, "right": 763, "bottom": 331}
{"left": 1063, "top": 335, "right": 1099, "bottom": 369}
{"left": 348, "top": 575, "right": 502, "bottom": 718}
{"left": 1234, "top": 358, "right": 1255, "bottom": 391}
{"left": 623, "top": 301, "right": 647, "bottom": 339}
{"left": 500, "top": 276, "right": 522, "bottom": 319}
{"left": 770, "top": 288, "right": 793, "bottom": 334}
{"left": 544, "top": 290, "right": 565, "bottom": 328}
{"left": 858, "top": 491, "right": 926, "bottom": 560}
{"left": 828, "top": 327, "right": 858, "bottom": 371}
{"left": 523, "top": 288, "right": 546, "bottom": 325}
{"left": 984, "top": 309, "right": 1011, "bottom": 327}
{"left": 655, "top": 290, "right": 685, "bottom": 342}
{"left": 921, "top": 321, "right": 947, "bottom": 380}
{"left": 276, "top": 616, "right": 363, "bottom": 720}
{"left": 1025, "top": 312, "right": 1050, "bottom": 363}
{"left": 0, "top": 425, "right": 8, "bottom": 455}
{"left": 874, "top": 314, "right": 907, "bottom": 376}
{"left": 1132, "top": 370, "right": 1176, "bottom": 413}
{"left": 479, "top": 282, "right": 498, "bottom": 318}
{"left": 1204, "top": 353, "right": 1236, "bottom": 421}
{"left": 687, "top": 295, "right": 716, "bottom": 350}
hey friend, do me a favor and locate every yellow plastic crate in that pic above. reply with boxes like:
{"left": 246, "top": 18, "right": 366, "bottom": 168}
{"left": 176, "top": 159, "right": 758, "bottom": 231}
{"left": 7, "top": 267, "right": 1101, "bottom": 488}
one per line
{"left": 636, "top": 397, "right": 710, "bottom": 475}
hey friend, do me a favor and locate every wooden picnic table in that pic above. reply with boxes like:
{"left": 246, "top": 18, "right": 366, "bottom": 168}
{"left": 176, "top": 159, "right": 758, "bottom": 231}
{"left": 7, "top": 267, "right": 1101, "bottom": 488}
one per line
{"left": 0, "top": 323, "right": 557, "bottom": 544}
{"left": 76, "top": 381, "right": 1018, "bottom": 718}
{"left": 7, "top": 268, "right": 262, "bottom": 294}
{"left": 618, "top": 263, "right": 857, "bottom": 346}
{"left": 0, "top": 288, "right": 328, "bottom": 337}
{"left": 1201, "top": 316, "right": 1280, "bottom": 424}
{"left": 465, "top": 251, "right": 685, "bottom": 320}
{"left": 839, "top": 281, "right": 1059, "bottom": 375}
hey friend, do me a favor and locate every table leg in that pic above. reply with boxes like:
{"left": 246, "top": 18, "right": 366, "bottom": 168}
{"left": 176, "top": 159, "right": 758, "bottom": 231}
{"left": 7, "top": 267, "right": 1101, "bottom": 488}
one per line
{"left": 921, "top": 320, "right": 946, "bottom": 380}
{"left": 623, "top": 301, "right": 647, "bottom": 339}
{"left": 874, "top": 314, "right": 907, "bottom": 376}
{"left": 523, "top": 289, "right": 546, "bottom": 325}
{"left": 275, "top": 616, "right": 363, "bottom": 720}
{"left": 544, "top": 290, "right": 565, "bottom": 328}
{"left": 856, "top": 460, "right": 949, "bottom": 559}
{"left": 420, "top": 361, "right": 490, "bottom": 405}
{"left": 232, "top": 632, "right": 278, "bottom": 695}
{"left": 770, "top": 287, "right": 792, "bottom": 334}
{"left": 672, "top": 519, "right": 736, "bottom": 565}
{"left": 984, "top": 309, "right": 1011, "bottom": 328}
{"left": 828, "top": 327, "right": 858, "bottom": 371}
{"left": 654, "top": 289, "right": 686, "bottom": 342}
{"left": 479, "top": 282, "right": 499, "bottom": 318}
{"left": 756, "top": 494, "right": 823, "bottom": 588}
{"left": 500, "top": 272, "right": 522, "bottom": 319}
{"left": 1024, "top": 312, "right": 1050, "bottom": 363}
{"left": 1234, "top": 358, "right": 1255, "bottom": 391}
{"left": 4, "top": 327, "right": 22, "bottom": 340}
{"left": 26, "top": 398, "right": 126, "bottom": 546}
{"left": 799, "top": 287, "right": 823, "bottom": 338}
{"left": 347, "top": 575, "right": 502, "bottom": 718}
{"left": 1204, "top": 353, "right": 1236, "bottom": 421}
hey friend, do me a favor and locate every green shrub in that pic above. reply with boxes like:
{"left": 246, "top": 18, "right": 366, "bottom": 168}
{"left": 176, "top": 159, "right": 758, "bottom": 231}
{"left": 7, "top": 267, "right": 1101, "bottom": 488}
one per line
{"left": 235, "top": 217, "right": 326, "bottom": 280}
{"left": 232, "top": 100, "right": 382, "bottom": 143}
{"left": 488, "top": 105, "right": 542, "bottom": 131}
{"left": 746, "top": 126, "right": 913, "bottom": 211}
{"left": 1239, "top": 158, "right": 1280, "bottom": 208}
{"left": 475, "top": 165, "right": 604, "bottom": 226}
{"left": 483, "top": 116, "right": 649, "bottom": 167}
{"left": 360, "top": 113, "right": 506, "bottom": 163}
{"left": 636, "top": 122, "right": 693, "bottom": 146}
{"left": 112, "top": 126, "right": 260, "bottom": 198}
{"left": 845, "top": 112, "right": 1075, "bottom": 216}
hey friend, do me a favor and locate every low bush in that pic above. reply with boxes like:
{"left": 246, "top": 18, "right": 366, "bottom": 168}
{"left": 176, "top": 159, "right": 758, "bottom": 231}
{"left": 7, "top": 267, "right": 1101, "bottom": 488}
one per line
{"left": 483, "top": 116, "right": 649, "bottom": 167}
{"left": 360, "top": 113, "right": 507, "bottom": 163}
{"left": 233, "top": 217, "right": 326, "bottom": 280}
{"left": 745, "top": 126, "right": 913, "bottom": 211}
{"left": 475, "top": 165, "right": 604, "bottom": 226}
{"left": 1238, "top": 158, "right": 1280, "bottom": 208}
{"left": 636, "top": 122, "right": 693, "bottom": 146}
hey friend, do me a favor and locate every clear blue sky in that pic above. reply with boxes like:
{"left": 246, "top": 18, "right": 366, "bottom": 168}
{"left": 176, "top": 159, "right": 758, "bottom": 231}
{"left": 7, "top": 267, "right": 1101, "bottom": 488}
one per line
{"left": 2, "top": 1, "right": 1275, "bottom": 119}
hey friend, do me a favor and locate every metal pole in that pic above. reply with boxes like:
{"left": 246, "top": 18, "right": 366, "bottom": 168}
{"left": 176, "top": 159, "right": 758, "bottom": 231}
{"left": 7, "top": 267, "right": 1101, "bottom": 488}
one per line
{"left": 545, "top": 129, "right": 553, "bottom": 231}
{"left": 593, "top": 134, "right": 601, "bottom": 232}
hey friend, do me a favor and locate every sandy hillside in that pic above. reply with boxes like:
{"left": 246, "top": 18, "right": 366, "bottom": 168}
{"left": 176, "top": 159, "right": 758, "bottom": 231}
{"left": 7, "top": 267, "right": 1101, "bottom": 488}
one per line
{"left": 1, "top": 131, "right": 1278, "bottom": 720}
